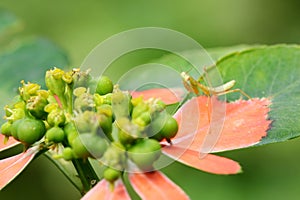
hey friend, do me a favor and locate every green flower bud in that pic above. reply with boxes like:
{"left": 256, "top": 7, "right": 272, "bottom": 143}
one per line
{"left": 26, "top": 95, "right": 48, "bottom": 119}
{"left": 10, "top": 120, "right": 22, "bottom": 140}
{"left": 71, "top": 134, "right": 108, "bottom": 159}
{"left": 5, "top": 107, "right": 25, "bottom": 123}
{"left": 62, "top": 147, "right": 74, "bottom": 161}
{"left": 16, "top": 118, "right": 46, "bottom": 145}
{"left": 132, "top": 112, "right": 151, "bottom": 127}
{"left": 47, "top": 109, "right": 66, "bottom": 127}
{"left": 148, "top": 99, "right": 166, "bottom": 112}
{"left": 19, "top": 81, "right": 41, "bottom": 101}
{"left": 97, "top": 104, "right": 113, "bottom": 117}
{"left": 45, "top": 67, "right": 66, "bottom": 96}
{"left": 116, "top": 118, "right": 140, "bottom": 147}
{"left": 37, "top": 90, "right": 50, "bottom": 99}
{"left": 73, "top": 87, "right": 87, "bottom": 97}
{"left": 94, "top": 93, "right": 113, "bottom": 107}
{"left": 62, "top": 70, "right": 73, "bottom": 84}
{"left": 103, "top": 167, "right": 121, "bottom": 183}
{"left": 111, "top": 91, "right": 131, "bottom": 119}
{"left": 44, "top": 103, "right": 59, "bottom": 113}
{"left": 128, "top": 139, "right": 161, "bottom": 171}
{"left": 72, "top": 69, "right": 92, "bottom": 88}
{"left": 64, "top": 122, "right": 79, "bottom": 145}
{"left": 148, "top": 113, "right": 178, "bottom": 142}
{"left": 46, "top": 126, "right": 65, "bottom": 143}
{"left": 99, "top": 114, "right": 112, "bottom": 139}
{"left": 74, "top": 111, "right": 99, "bottom": 133}
{"left": 158, "top": 115, "right": 178, "bottom": 141}
{"left": 102, "top": 142, "right": 126, "bottom": 171}
{"left": 96, "top": 76, "right": 113, "bottom": 95}
{"left": 1, "top": 122, "right": 12, "bottom": 137}
{"left": 97, "top": 104, "right": 113, "bottom": 138}
{"left": 131, "top": 96, "right": 143, "bottom": 107}
{"left": 131, "top": 102, "right": 149, "bottom": 119}
{"left": 70, "top": 135, "right": 89, "bottom": 159}
{"left": 74, "top": 91, "right": 94, "bottom": 111}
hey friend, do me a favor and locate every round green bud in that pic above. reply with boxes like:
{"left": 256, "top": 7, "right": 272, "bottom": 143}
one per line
{"left": 71, "top": 135, "right": 89, "bottom": 159}
{"left": 159, "top": 115, "right": 178, "bottom": 140}
{"left": 71, "top": 134, "right": 108, "bottom": 159}
{"left": 17, "top": 118, "right": 46, "bottom": 145}
{"left": 103, "top": 167, "right": 121, "bottom": 183}
{"left": 62, "top": 147, "right": 74, "bottom": 161}
{"left": 46, "top": 126, "right": 65, "bottom": 143}
{"left": 96, "top": 76, "right": 113, "bottom": 95}
{"left": 128, "top": 139, "right": 161, "bottom": 171}
{"left": 1, "top": 122, "right": 12, "bottom": 137}
{"left": 64, "top": 122, "right": 79, "bottom": 145}
{"left": 11, "top": 119, "right": 22, "bottom": 139}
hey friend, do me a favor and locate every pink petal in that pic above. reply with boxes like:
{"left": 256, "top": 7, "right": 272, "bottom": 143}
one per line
{"left": 131, "top": 88, "right": 184, "bottom": 104}
{"left": 129, "top": 171, "right": 189, "bottom": 200}
{"left": 172, "top": 96, "right": 271, "bottom": 153}
{"left": 0, "top": 147, "right": 37, "bottom": 190}
{"left": 81, "top": 179, "right": 130, "bottom": 200}
{"left": 0, "top": 135, "right": 20, "bottom": 152}
{"left": 162, "top": 145, "right": 241, "bottom": 174}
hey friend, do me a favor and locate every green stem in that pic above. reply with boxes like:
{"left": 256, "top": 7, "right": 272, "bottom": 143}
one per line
{"left": 65, "top": 84, "right": 73, "bottom": 114}
{"left": 59, "top": 94, "right": 69, "bottom": 111}
{"left": 72, "top": 158, "right": 100, "bottom": 195}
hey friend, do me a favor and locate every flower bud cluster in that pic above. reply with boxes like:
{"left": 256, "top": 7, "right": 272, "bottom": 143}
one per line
{"left": 1, "top": 67, "right": 179, "bottom": 187}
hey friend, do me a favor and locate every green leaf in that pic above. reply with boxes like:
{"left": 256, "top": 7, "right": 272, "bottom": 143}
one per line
{"left": 0, "top": 38, "right": 69, "bottom": 124}
{"left": 215, "top": 45, "right": 300, "bottom": 145}
{"left": 154, "top": 45, "right": 300, "bottom": 146}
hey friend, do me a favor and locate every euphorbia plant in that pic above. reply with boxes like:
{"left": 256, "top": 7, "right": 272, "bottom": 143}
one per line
{"left": 1, "top": 44, "right": 300, "bottom": 199}
{"left": 0, "top": 64, "right": 271, "bottom": 199}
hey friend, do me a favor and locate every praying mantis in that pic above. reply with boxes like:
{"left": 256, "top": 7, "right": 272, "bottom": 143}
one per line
{"left": 180, "top": 66, "right": 251, "bottom": 124}
{"left": 180, "top": 66, "right": 251, "bottom": 99}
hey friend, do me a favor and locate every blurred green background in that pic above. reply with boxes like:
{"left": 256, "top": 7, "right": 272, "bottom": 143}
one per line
{"left": 1, "top": 0, "right": 300, "bottom": 199}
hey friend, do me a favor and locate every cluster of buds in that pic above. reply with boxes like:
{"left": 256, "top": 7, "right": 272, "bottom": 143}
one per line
{"left": 1, "top": 67, "right": 179, "bottom": 188}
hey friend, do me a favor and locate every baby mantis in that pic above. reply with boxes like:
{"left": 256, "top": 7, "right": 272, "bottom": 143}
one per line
{"left": 181, "top": 67, "right": 251, "bottom": 99}
{"left": 180, "top": 67, "right": 251, "bottom": 157}
{"left": 180, "top": 66, "right": 251, "bottom": 123}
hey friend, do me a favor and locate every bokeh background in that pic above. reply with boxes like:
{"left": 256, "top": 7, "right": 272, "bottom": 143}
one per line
{"left": 1, "top": 0, "right": 300, "bottom": 199}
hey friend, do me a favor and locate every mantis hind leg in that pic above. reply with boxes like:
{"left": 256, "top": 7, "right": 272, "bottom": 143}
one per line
{"left": 215, "top": 88, "right": 251, "bottom": 99}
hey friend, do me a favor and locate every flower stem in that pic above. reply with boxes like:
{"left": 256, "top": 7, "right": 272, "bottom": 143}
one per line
{"left": 65, "top": 84, "right": 73, "bottom": 114}
{"left": 72, "top": 158, "right": 100, "bottom": 195}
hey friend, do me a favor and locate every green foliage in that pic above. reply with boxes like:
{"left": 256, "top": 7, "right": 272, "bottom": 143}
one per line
{"left": 156, "top": 45, "right": 300, "bottom": 145}
{"left": 216, "top": 45, "right": 300, "bottom": 145}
